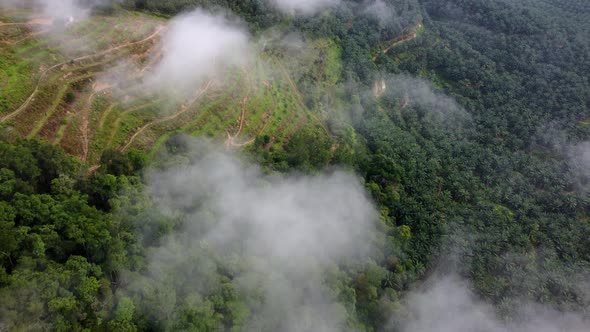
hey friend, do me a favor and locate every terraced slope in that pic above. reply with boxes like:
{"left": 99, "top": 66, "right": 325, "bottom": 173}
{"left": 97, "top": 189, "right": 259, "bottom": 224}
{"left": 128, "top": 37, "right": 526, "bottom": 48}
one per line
{"left": 0, "top": 10, "right": 327, "bottom": 164}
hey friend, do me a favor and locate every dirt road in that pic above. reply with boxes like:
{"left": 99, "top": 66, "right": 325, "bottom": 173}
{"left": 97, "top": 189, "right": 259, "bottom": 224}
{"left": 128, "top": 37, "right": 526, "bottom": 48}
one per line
{"left": 372, "top": 24, "right": 422, "bottom": 62}
{"left": 120, "top": 80, "right": 213, "bottom": 152}
{"left": 1, "top": 25, "right": 164, "bottom": 123}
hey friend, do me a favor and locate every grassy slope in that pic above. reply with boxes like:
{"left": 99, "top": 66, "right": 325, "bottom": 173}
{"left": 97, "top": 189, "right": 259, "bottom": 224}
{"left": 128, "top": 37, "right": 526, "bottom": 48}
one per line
{"left": 0, "top": 9, "right": 333, "bottom": 164}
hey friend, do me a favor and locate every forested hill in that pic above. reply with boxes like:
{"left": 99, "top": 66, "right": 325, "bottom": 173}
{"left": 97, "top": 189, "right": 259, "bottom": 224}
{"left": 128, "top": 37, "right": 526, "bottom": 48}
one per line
{"left": 0, "top": 0, "right": 589, "bottom": 331}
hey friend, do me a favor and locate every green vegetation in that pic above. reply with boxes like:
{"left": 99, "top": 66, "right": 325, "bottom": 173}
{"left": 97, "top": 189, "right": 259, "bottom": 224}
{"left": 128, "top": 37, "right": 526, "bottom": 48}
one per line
{"left": 0, "top": 48, "right": 36, "bottom": 114}
{"left": 0, "top": 8, "right": 328, "bottom": 165}
{"left": 0, "top": 0, "right": 589, "bottom": 331}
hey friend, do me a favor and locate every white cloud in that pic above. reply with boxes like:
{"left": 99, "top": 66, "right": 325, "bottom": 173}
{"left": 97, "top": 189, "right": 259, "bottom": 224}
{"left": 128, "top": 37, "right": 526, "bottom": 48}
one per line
{"left": 0, "top": 0, "right": 115, "bottom": 21}
{"left": 393, "top": 276, "right": 589, "bottom": 332}
{"left": 145, "top": 9, "right": 252, "bottom": 95}
{"left": 119, "top": 139, "right": 378, "bottom": 330}
{"left": 269, "top": 0, "right": 340, "bottom": 15}
{"left": 567, "top": 141, "right": 590, "bottom": 192}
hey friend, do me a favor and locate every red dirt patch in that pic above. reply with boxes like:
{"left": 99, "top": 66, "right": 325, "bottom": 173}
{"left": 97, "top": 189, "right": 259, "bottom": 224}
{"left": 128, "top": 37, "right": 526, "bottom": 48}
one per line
{"left": 93, "top": 81, "right": 111, "bottom": 92}
{"left": 373, "top": 79, "right": 386, "bottom": 98}
{"left": 27, "top": 17, "right": 53, "bottom": 26}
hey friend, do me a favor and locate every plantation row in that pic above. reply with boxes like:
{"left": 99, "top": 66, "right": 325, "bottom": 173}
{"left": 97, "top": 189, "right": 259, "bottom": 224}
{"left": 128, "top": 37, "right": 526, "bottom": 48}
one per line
{"left": 0, "top": 11, "right": 323, "bottom": 164}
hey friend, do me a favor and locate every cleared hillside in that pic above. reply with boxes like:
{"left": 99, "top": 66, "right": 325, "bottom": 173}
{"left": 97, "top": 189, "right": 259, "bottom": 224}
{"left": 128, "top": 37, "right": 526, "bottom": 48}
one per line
{"left": 0, "top": 8, "right": 329, "bottom": 164}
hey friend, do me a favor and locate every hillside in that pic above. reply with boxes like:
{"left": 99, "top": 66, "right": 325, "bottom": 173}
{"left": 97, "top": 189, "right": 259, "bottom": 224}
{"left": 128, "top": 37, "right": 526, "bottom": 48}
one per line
{"left": 0, "top": 1, "right": 589, "bottom": 331}
{"left": 0, "top": 7, "right": 331, "bottom": 165}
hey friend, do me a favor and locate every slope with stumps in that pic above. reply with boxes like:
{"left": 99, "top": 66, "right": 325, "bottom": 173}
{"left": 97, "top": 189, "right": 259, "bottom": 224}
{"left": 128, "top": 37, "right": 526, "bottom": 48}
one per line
{"left": 0, "top": 9, "right": 330, "bottom": 165}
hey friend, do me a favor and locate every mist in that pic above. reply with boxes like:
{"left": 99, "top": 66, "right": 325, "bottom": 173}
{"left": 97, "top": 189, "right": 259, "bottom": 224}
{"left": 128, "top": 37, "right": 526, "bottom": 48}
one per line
{"left": 145, "top": 9, "right": 252, "bottom": 96}
{"left": 269, "top": 0, "right": 340, "bottom": 15}
{"left": 0, "top": 0, "right": 114, "bottom": 21}
{"left": 385, "top": 75, "right": 468, "bottom": 116}
{"left": 39, "top": 0, "right": 90, "bottom": 21}
{"left": 374, "top": 75, "right": 472, "bottom": 131}
{"left": 392, "top": 275, "right": 589, "bottom": 332}
{"left": 363, "top": 0, "right": 397, "bottom": 25}
{"left": 567, "top": 141, "right": 590, "bottom": 192}
{"left": 118, "top": 139, "right": 377, "bottom": 330}
{"left": 533, "top": 124, "right": 590, "bottom": 192}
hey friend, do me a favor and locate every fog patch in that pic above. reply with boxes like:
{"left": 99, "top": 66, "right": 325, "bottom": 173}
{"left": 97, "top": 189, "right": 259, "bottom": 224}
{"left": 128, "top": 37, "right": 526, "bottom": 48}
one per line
{"left": 534, "top": 124, "right": 590, "bottom": 192}
{"left": 377, "top": 74, "right": 472, "bottom": 130}
{"left": 0, "top": 0, "right": 115, "bottom": 22}
{"left": 363, "top": 0, "right": 398, "bottom": 26}
{"left": 118, "top": 139, "right": 377, "bottom": 330}
{"left": 269, "top": 0, "right": 340, "bottom": 15}
{"left": 385, "top": 75, "right": 468, "bottom": 117}
{"left": 40, "top": 0, "right": 90, "bottom": 22}
{"left": 0, "top": 0, "right": 120, "bottom": 58}
{"left": 144, "top": 9, "right": 252, "bottom": 97}
{"left": 566, "top": 141, "right": 590, "bottom": 192}
{"left": 262, "top": 31, "right": 326, "bottom": 82}
{"left": 392, "top": 275, "right": 589, "bottom": 332}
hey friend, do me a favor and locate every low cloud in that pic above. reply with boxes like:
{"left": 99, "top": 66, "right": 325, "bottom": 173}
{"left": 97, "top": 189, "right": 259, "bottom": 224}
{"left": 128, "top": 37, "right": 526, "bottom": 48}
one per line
{"left": 0, "top": 0, "right": 115, "bottom": 21}
{"left": 376, "top": 75, "right": 472, "bottom": 130}
{"left": 40, "top": 0, "right": 90, "bottom": 21}
{"left": 393, "top": 275, "right": 589, "bottom": 332}
{"left": 144, "top": 9, "right": 252, "bottom": 96}
{"left": 534, "top": 124, "right": 590, "bottom": 192}
{"left": 385, "top": 75, "right": 467, "bottom": 115}
{"left": 363, "top": 0, "right": 396, "bottom": 25}
{"left": 269, "top": 0, "right": 340, "bottom": 15}
{"left": 119, "top": 139, "right": 377, "bottom": 330}
{"left": 567, "top": 141, "right": 590, "bottom": 192}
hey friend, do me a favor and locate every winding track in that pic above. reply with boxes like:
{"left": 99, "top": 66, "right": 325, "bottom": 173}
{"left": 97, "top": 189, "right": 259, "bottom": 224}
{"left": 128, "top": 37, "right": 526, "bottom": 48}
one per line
{"left": 277, "top": 63, "right": 331, "bottom": 137}
{"left": 97, "top": 103, "right": 118, "bottom": 132}
{"left": 120, "top": 80, "right": 214, "bottom": 152}
{"left": 225, "top": 97, "right": 251, "bottom": 148}
{"left": 80, "top": 89, "right": 104, "bottom": 161}
{"left": 0, "top": 22, "right": 26, "bottom": 27}
{"left": 0, "top": 19, "right": 53, "bottom": 27}
{"left": 0, "top": 25, "right": 164, "bottom": 123}
{"left": 105, "top": 100, "right": 161, "bottom": 148}
{"left": 372, "top": 23, "right": 422, "bottom": 62}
